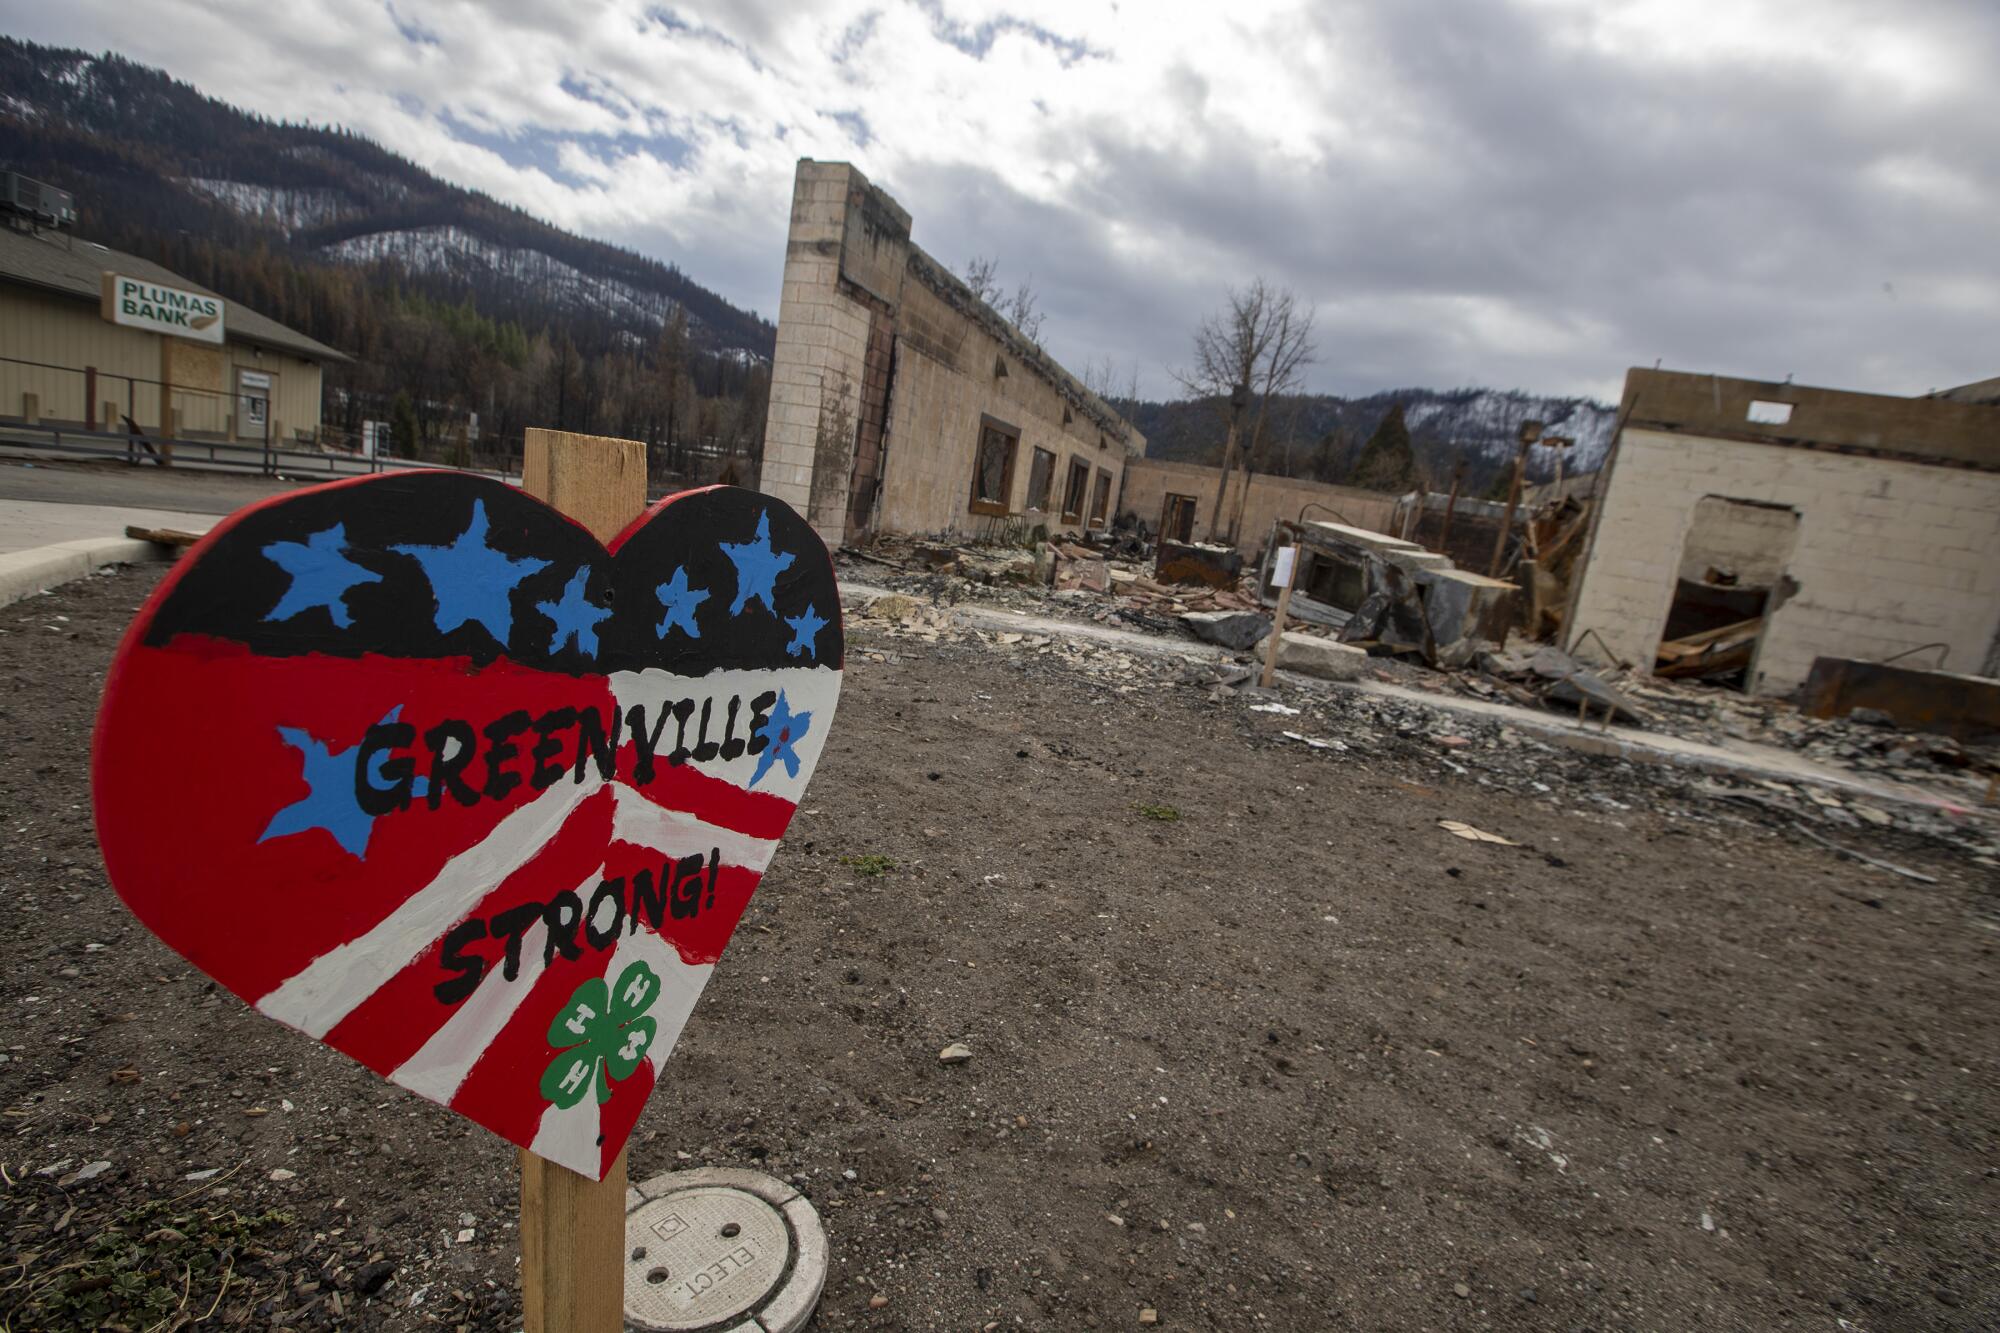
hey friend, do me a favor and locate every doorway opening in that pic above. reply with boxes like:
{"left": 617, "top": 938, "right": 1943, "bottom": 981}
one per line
{"left": 1656, "top": 495, "right": 1800, "bottom": 691}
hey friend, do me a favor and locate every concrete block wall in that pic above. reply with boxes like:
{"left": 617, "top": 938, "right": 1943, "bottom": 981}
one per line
{"left": 1567, "top": 426, "right": 2000, "bottom": 694}
{"left": 758, "top": 159, "right": 1143, "bottom": 547}
{"left": 759, "top": 161, "right": 876, "bottom": 547}
{"left": 876, "top": 276, "right": 1131, "bottom": 539}
{"left": 1117, "top": 457, "right": 1402, "bottom": 553}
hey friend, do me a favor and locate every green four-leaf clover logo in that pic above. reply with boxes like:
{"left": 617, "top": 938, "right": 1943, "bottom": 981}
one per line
{"left": 539, "top": 961, "right": 662, "bottom": 1109}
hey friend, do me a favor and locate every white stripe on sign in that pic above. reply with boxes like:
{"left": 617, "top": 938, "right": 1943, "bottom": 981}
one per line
{"left": 525, "top": 926, "right": 713, "bottom": 1179}
{"left": 607, "top": 922, "right": 712, "bottom": 1079}
{"left": 607, "top": 664, "right": 842, "bottom": 805}
{"left": 391, "top": 917, "right": 552, "bottom": 1106}
{"left": 528, "top": 1082, "right": 604, "bottom": 1177}
{"left": 609, "top": 783, "right": 780, "bottom": 871}
{"left": 257, "top": 779, "right": 603, "bottom": 1038}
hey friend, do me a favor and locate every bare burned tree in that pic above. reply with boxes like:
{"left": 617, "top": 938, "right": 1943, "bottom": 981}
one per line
{"left": 960, "top": 256, "right": 1045, "bottom": 345}
{"left": 961, "top": 255, "right": 1002, "bottom": 306}
{"left": 1174, "top": 278, "right": 1316, "bottom": 542}
{"left": 1081, "top": 355, "right": 1144, "bottom": 415}
{"left": 1002, "top": 277, "right": 1044, "bottom": 344}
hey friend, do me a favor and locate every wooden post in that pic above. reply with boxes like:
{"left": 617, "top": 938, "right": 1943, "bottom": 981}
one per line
{"left": 521, "top": 1147, "right": 631, "bottom": 1333}
{"left": 517, "top": 425, "right": 647, "bottom": 1333}
{"left": 1206, "top": 386, "right": 1247, "bottom": 541}
{"left": 1488, "top": 436, "right": 1532, "bottom": 577}
{"left": 1259, "top": 524, "right": 1300, "bottom": 688}
{"left": 523, "top": 427, "right": 650, "bottom": 543}
{"left": 1207, "top": 410, "right": 1240, "bottom": 541}
{"left": 1438, "top": 457, "right": 1466, "bottom": 552}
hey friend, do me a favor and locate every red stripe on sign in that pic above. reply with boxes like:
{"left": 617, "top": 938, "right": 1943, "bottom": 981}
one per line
{"left": 594, "top": 1059, "right": 656, "bottom": 1178}
{"left": 319, "top": 785, "right": 617, "bottom": 1078}
{"left": 618, "top": 752, "right": 799, "bottom": 841}
{"left": 93, "top": 640, "right": 616, "bottom": 1003}
{"left": 605, "top": 841, "right": 766, "bottom": 967}
{"left": 443, "top": 936, "right": 622, "bottom": 1151}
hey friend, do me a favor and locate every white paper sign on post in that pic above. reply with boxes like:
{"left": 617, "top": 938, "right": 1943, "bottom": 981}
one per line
{"left": 1271, "top": 545, "right": 1298, "bottom": 590}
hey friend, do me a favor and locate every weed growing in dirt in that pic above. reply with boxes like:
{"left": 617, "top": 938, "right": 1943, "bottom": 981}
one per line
{"left": 840, "top": 853, "right": 896, "bottom": 876}
{"left": 3, "top": 1196, "right": 291, "bottom": 1331}
{"left": 1134, "top": 803, "right": 1182, "bottom": 822}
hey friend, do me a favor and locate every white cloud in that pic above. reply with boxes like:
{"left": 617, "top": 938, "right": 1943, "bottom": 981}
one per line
{"left": 2, "top": 0, "right": 1994, "bottom": 402}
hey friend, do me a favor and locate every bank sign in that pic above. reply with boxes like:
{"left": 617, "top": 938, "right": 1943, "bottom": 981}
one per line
{"left": 101, "top": 272, "right": 226, "bottom": 345}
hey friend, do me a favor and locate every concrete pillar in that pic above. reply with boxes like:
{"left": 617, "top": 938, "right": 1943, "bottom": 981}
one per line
{"left": 757, "top": 159, "right": 910, "bottom": 551}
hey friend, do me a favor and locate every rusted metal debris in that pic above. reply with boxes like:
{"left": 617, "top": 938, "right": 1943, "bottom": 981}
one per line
{"left": 1801, "top": 656, "right": 2000, "bottom": 745}
{"left": 1155, "top": 540, "right": 1242, "bottom": 588}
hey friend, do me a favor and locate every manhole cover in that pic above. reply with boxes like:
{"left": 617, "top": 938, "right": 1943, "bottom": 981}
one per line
{"left": 624, "top": 1167, "right": 825, "bottom": 1333}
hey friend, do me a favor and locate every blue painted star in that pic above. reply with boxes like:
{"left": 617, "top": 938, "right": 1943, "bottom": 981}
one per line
{"left": 749, "top": 690, "right": 812, "bottom": 788}
{"left": 391, "top": 499, "right": 550, "bottom": 646}
{"left": 720, "top": 511, "right": 795, "bottom": 616}
{"left": 261, "top": 707, "right": 405, "bottom": 858}
{"left": 655, "top": 566, "right": 708, "bottom": 639}
{"left": 537, "top": 567, "right": 611, "bottom": 659}
{"left": 783, "top": 603, "right": 828, "bottom": 659}
{"left": 263, "top": 524, "right": 381, "bottom": 628}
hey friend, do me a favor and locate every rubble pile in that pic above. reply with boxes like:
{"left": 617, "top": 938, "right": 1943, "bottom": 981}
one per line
{"left": 839, "top": 534, "right": 1269, "bottom": 639}
{"left": 1453, "top": 642, "right": 1998, "bottom": 800}
{"left": 838, "top": 534, "right": 1997, "bottom": 851}
{"left": 1205, "top": 664, "right": 2000, "bottom": 863}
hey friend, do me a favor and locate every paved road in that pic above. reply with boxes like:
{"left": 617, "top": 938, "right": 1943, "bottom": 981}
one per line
{"left": 0, "top": 456, "right": 296, "bottom": 516}
{"left": 0, "top": 459, "right": 287, "bottom": 553}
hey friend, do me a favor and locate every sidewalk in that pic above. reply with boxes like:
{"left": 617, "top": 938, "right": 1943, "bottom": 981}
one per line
{"left": 1, "top": 498, "right": 217, "bottom": 554}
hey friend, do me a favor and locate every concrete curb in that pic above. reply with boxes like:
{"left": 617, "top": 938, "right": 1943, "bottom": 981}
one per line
{"left": 0, "top": 537, "right": 174, "bottom": 609}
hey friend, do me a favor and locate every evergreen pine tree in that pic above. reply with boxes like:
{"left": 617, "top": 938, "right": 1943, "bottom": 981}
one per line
{"left": 390, "top": 390, "right": 418, "bottom": 458}
{"left": 1348, "top": 403, "right": 1419, "bottom": 492}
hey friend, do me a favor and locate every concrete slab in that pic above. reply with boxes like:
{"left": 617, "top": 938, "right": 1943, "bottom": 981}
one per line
{"left": 1275, "top": 631, "right": 1369, "bottom": 681}
{"left": 0, "top": 536, "right": 177, "bottom": 609}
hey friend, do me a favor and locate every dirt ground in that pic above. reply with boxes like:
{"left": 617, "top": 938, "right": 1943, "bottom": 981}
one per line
{"left": 3, "top": 563, "right": 1996, "bottom": 1332}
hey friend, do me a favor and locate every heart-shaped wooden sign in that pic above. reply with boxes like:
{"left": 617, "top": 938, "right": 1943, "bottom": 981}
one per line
{"left": 93, "top": 473, "right": 842, "bottom": 1179}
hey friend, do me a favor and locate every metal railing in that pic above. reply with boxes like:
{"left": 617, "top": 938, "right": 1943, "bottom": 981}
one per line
{"left": 0, "top": 353, "right": 264, "bottom": 443}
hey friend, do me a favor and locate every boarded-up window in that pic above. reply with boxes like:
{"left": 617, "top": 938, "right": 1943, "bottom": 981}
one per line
{"left": 969, "top": 419, "right": 1020, "bottom": 516}
{"left": 1061, "top": 457, "right": 1091, "bottom": 522}
{"left": 1089, "top": 469, "right": 1112, "bottom": 525}
{"left": 1026, "top": 447, "right": 1056, "bottom": 511}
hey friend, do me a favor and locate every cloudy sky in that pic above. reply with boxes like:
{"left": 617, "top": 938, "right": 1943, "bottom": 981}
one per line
{"left": 5, "top": 0, "right": 1994, "bottom": 402}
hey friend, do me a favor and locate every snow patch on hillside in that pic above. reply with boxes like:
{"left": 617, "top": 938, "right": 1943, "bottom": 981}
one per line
{"left": 324, "top": 225, "right": 689, "bottom": 332}
{"left": 1404, "top": 390, "right": 1617, "bottom": 473}
{"left": 182, "top": 179, "right": 349, "bottom": 234}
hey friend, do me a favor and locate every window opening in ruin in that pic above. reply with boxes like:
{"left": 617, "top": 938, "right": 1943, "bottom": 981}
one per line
{"left": 969, "top": 418, "right": 1020, "bottom": 516}
{"left": 1089, "top": 469, "right": 1112, "bottom": 526}
{"left": 1161, "top": 492, "right": 1197, "bottom": 543}
{"left": 1061, "top": 457, "right": 1090, "bottom": 523}
{"left": 1656, "top": 495, "right": 1801, "bottom": 693}
{"left": 1026, "top": 447, "right": 1056, "bottom": 512}
{"left": 1746, "top": 400, "right": 1793, "bottom": 425}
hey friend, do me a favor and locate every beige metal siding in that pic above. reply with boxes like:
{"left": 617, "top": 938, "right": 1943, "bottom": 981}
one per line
{"left": 0, "top": 283, "right": 325, "bottom": 439}
{"left": 0, "top": 284, "right": 171, "bottom": 427}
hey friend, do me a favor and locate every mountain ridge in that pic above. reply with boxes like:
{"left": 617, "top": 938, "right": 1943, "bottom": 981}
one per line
{"left": 0, "top": 37, "right": 774, "bottom": 357}
{"left": 1124, "top": 385, "right": 1617, "bottom": 493}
